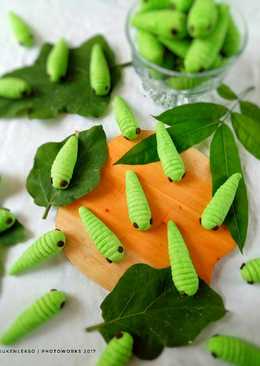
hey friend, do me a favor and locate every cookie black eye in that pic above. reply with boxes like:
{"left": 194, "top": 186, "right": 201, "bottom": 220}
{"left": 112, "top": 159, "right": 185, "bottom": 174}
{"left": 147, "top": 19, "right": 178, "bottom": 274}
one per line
{"left": 60, "top": 180, "right": 69, "bottom": 188}
{"left": 240, "top": 263, "right": 246, "bottom": 270}
{"left": 171, "top": 28, "right": 178, "bottom": 36}
{"left": 6, "top": 217, "right": 14, "bottom": 225}
{"left": 57, "top": 241, "right": 65, "bottom": 247}
{"left": 115, "top": 332, "right": 123, "bottom": 339}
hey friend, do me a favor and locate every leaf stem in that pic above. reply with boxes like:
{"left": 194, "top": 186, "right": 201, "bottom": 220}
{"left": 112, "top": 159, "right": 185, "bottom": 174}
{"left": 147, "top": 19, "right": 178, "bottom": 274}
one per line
{"left": 238, "top": 85, "right": 255, "bottom": 99}
{"left": 42, "top": 204, "right": 52, "bottom": 220}
{"left": 222, "top": 85, "right": 255, "bottom": 122}
{"left": 86, "top": 322, "right": 105, "bottom": 332}
{"left": 114, "top": 61, "right": 133, "bottom": 69}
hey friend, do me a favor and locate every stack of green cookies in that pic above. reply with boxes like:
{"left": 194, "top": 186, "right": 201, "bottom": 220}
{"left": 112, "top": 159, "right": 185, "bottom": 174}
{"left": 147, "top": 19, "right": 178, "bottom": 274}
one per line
{"left": 131, "top": 0, "right": 241, "bottom": 90}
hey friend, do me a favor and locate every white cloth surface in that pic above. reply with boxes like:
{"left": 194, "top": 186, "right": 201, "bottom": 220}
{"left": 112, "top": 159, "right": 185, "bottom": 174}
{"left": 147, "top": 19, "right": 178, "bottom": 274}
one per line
{"left": 0, "top": 0, "right": 259, "bottom": 365}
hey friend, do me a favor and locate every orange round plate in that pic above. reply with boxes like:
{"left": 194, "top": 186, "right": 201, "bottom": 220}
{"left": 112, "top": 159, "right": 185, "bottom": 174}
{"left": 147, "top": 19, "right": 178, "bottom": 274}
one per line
{"left": 56, "top": 131, "right": 235, "bottom": 291}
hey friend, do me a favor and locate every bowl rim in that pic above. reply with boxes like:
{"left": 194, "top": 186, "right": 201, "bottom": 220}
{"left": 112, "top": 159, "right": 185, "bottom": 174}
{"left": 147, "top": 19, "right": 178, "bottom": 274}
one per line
{"left": 125, "top": 0, "right": 249, "bottom": 79}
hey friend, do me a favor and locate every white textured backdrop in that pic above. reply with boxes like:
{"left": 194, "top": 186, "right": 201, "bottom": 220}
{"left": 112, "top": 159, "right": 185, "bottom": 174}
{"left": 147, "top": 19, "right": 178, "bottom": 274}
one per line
{"left": 0, "top": 1, "right": 259, "bottom": 365}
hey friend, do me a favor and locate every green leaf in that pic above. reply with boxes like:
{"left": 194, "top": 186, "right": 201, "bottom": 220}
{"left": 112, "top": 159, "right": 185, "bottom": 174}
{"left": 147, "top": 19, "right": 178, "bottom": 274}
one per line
{"left": 231, "top": 112, "right": 260, "bottom": 159}
{"left": 116, "top": 120, "right": 220, "bottom": 165}
{"left": 86, "top": 264, "right": 226, "bottom": 360}
{"left": 155, "top": 103, "right": 228, "bottom": 126}
{"left": 116, "top": 103, "right": 227, "bottom": 165}
{"left": 240, "top": 100, "right": 260, "bottom": 121}
{"left": 26, "top": 126, "right": 108, "bottom": 218}
{"left": 217, "top": 84, "right": 238, "bottom": 101}
{"left": 0, "top": 35, "right": 120, "bottom": 119}
{"left": 0, "top": 220, "right": 27, "bottom": 246}
{"left": 116, "top": 134, "right": 158, "bottom": 165}
{"left": 210, "top": 124, "right": 248, "bottom": 252}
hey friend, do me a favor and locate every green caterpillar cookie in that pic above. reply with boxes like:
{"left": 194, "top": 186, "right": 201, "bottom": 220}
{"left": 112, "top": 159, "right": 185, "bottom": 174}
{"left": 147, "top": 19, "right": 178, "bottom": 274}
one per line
{"left": 156, "top": 121, "right": 185, "bottom": 182}
{"left": 79, "top": 207, "right": 125, "bottom": 263}
{"left": 240, "top": 258, "right": 260, "bottom": 285}
{"left": 159, "top": 37, "right": 190, "bottom": 58}
{"left": 168, "top": 220, "right": 199, "bottom": 296}
{"left": 185, "top": 4, "right": 230, "bottom": 72}
{"left": 51, "top": 132, "right": 78, "bottom": 190}
{"left": 47, "top": 38, "right": 69, "bottom": 82}
{"left": 188, "top": 0, "right": 218, "bottom": 38}
{"left": 125, "top": 171, "right": 152, "bottom": 231}
{"left": 137, "top": 30, "right": 165, "bottom": 65}
{"left": 201, "top": 172, "right": 242, "bottom": 230}
{"left": 0, "top": 290, "right": 66, "bottom": 345}
{"left": 207, "top": 335, "right": 260, "bottom": 366}
{"left": 0, "top": 77, "right": 31, "bottom": 99}
{"left": 9, "top": 11, "right": 34, "bottom": 47}
{"left": 222, "top": 14, "right": 241, "bottom": 57}
{"left": 90, "top": 43, "right": 111, "bottom": 96}
{"left": 132, "top": 10, "right": 187, "bottom": 39}
{"left": 97, "top": 332, "right": 134, "bottom": 366}
{"left": 9, "top": 229, "right": 66, "bottom": 275}
{"left": 113, "top": 96, "right": 140, "bottom": 141}
{"left": 0, "top": 208, "right": 16, "bottom": 233}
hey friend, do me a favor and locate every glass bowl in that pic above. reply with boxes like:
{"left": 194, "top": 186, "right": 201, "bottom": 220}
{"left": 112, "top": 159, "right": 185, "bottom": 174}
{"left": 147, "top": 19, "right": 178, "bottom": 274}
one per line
{"left": 125, "top": 2, "right": 248, "bottom": 107}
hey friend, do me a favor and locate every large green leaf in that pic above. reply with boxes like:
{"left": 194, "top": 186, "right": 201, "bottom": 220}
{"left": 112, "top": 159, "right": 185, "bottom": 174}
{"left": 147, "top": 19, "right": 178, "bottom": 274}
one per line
{"left": 155, "top": 103, "right": 227, "bottom": 126}
{"left": 86, "top": 264, "right": 226, "bottom": 360}
{"left": 0, "top": 220, "right": 27, "bottom": 246}
{"left": 26, "top": 126, "right": 108, "bottom": 218}
{"left": 116, "top": 119, "right": 220, "bottom": 165}
{"left": 217, "top": 84, "right": 238, "bottom": 101}
{"left": 239, "top": 100, "right": 260, "bottom": 123}
{"left": 239, "top": 100, "right": 260, "bottom": 121}
{"left": 0, "top": 35, "right": 120, "bottom": 119}
{"left": 210, "top": 124, "right": 248, "bottom": 251}
{"left": 116, "top": 134, "right": 159, "bottom": 165}
{"left": 232, "top": 112, "right": 260, "bottom": 159}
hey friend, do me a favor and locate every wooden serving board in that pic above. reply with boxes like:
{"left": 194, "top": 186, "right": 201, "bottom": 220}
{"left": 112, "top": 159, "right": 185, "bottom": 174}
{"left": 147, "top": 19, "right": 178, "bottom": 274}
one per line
{"left": 56, "top": 131, "right": 235, "bottom": 291}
